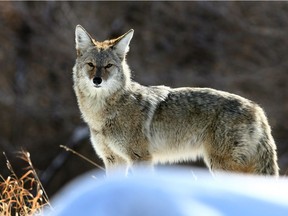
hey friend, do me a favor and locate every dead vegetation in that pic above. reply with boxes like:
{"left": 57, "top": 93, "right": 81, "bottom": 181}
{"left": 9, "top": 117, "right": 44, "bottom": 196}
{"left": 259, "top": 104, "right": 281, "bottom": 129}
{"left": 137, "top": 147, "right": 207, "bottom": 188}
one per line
{"left": 0, "top": 147, "right": 104, "bottom": 216}
{"left": 0, "top": 151, "right": 51, "bottom": 216}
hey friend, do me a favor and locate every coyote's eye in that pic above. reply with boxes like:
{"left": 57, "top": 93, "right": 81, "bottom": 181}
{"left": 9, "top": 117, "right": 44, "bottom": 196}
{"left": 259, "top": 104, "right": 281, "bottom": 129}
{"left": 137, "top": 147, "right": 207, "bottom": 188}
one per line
{"left": 105, "top": 63, "right": 113, "bottom": 69}
{"left": 87, "top": 62, "right": 94, "bottom": 68}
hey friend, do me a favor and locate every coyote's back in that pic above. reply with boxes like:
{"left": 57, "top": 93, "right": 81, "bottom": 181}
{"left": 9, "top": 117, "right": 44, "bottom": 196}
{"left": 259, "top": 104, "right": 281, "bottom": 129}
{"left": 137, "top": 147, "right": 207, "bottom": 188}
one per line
{"left": 73, "top": 25, "right": 279, "bottom": 176}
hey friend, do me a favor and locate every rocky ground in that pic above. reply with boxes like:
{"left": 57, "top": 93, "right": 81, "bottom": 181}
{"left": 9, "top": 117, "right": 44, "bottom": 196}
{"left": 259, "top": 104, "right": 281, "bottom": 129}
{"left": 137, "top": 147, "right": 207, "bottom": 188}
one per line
{"left": 1, "top": 2, "right": 288, "bottom": 196}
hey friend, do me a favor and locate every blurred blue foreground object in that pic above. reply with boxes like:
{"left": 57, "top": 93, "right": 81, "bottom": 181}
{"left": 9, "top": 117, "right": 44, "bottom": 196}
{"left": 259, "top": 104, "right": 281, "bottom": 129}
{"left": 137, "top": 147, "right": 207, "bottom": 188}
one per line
{"left": 44, "top": 167, "right": 288, "bottom": 216}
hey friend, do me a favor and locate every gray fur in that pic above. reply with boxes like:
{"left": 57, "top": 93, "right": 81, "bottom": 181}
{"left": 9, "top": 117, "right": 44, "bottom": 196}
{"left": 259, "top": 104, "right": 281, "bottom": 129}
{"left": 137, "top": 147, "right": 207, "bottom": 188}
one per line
{"left": 73, "top": 25, "right": 279, "bottom": 176}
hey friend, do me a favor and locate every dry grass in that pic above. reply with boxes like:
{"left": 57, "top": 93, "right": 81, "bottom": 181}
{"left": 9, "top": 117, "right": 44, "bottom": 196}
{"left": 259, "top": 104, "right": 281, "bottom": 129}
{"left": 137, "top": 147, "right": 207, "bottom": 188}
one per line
{"left": 0, "top": 151, "right": 51, "bottom": 216}
{"left": 0, "top": 146, "right": 104, "bottom": 216}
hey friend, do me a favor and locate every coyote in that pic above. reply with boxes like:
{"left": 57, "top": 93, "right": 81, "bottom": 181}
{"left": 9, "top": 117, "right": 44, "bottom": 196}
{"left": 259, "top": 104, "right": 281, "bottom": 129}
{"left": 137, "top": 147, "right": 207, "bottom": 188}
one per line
{"left": 73, "top": 25, "right": 279, "bottom": 176}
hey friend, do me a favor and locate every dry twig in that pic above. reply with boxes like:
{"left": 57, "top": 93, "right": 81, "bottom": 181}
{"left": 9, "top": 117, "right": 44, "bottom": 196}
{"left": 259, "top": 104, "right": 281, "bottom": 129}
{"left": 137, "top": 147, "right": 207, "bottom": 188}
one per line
{"left": 0, "top": 151, "right": 52, "bottom": 216}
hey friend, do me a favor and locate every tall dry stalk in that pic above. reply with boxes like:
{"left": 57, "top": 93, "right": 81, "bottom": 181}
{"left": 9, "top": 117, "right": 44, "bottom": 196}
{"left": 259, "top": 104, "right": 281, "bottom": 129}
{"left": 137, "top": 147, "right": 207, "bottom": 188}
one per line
{"left": 0, "top": 151, "right": 51, "bottom": 216}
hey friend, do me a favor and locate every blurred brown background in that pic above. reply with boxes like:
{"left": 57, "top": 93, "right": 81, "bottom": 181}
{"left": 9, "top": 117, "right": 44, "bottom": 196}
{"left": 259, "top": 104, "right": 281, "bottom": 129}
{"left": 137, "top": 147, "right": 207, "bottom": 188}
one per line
{"left": 1, "top": 1, "right": 288, "bottom": 197}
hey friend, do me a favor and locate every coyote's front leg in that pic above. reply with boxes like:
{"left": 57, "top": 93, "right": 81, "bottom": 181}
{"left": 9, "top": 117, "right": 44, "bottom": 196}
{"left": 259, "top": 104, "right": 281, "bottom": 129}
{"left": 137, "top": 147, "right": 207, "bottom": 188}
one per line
{"left": 102, "top": 150, "right": 128, "bottom": 176}
{"left": 104, "top": 148, "right": 153, "bottom": 176}
{"left": 127, "top": 147, "right": 153, "bottom": 174}
{"left": 90, "top": 129, "right": 128, "bottom": 176}
{"left": 102, "top": 145, "right": 153, "bottom": 176}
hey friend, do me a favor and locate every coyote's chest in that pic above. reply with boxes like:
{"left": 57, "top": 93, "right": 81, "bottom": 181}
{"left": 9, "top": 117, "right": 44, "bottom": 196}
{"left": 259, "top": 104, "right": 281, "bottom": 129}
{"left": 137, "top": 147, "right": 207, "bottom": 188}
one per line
{"left": 80, "top": 98, "right": 133, "bottom": 134}
{"left": 79, "top": 98, "right": 108, "bottom": 131}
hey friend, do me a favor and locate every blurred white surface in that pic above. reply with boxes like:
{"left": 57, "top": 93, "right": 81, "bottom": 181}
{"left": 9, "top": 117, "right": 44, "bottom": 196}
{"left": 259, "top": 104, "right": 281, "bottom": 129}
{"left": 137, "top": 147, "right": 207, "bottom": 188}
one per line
{"left": 45, "top": 167, "right": 288, "bottom": 216}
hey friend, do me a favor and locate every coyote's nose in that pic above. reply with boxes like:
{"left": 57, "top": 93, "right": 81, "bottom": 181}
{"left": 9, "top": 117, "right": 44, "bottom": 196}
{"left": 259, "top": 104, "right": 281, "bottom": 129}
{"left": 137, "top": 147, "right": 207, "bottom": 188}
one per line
{"left": 93, "top": 77, "right": 102, "bottom": 85}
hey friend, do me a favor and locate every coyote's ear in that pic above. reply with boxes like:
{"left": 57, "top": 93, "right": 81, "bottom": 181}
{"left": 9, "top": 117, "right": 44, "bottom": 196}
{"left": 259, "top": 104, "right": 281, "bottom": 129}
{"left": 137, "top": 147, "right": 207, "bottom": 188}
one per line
{"left": 75, "top": 25, "right": 94, "bottom": 56}
{"left": 113, "top": 29, "right": 134, "bottom": 59}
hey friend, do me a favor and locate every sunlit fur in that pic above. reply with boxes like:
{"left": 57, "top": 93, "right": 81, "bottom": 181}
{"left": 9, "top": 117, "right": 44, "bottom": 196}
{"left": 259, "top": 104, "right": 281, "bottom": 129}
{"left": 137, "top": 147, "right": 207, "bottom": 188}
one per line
{"left": 73, "top": 25, "right": 279, "bottom": 176}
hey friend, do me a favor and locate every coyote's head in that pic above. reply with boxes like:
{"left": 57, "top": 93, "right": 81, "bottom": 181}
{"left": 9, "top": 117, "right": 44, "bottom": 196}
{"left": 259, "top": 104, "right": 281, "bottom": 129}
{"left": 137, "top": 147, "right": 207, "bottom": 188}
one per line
{"left": 73, "top": 25, "right": 134, "bottom": 98}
